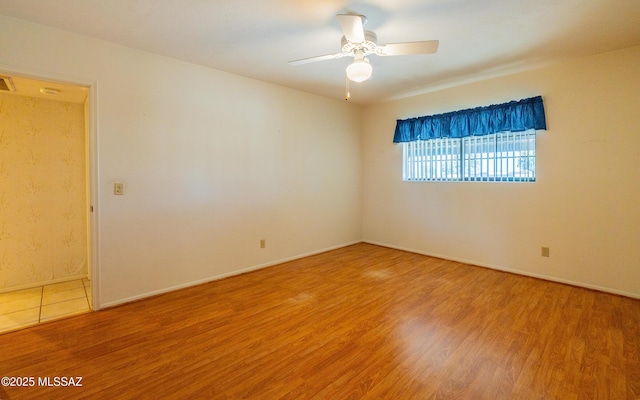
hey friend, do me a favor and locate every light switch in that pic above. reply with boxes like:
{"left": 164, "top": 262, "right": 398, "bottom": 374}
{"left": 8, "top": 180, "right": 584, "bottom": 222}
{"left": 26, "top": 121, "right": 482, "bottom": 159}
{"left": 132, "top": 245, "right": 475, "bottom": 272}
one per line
{"left": 114, "top": 183, "right": 124, "bottom": 195}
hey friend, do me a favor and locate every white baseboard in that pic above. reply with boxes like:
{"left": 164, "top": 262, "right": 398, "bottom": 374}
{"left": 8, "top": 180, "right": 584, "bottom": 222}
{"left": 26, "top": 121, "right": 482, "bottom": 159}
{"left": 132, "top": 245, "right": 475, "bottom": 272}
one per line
{"left": 0, "top": 274, "right": 88, "bottom": 294}
{"left": 363, "top": 240, "right": 640, "bottom": 300}
{"left": 100, "top": 241, "right": 361, "bottom": 309}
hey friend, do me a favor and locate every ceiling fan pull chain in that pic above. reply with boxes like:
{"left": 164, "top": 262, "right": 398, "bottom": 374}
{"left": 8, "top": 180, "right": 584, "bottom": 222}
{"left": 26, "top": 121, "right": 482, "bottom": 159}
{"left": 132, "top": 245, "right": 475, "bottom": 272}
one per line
{"left": 345, "top": 73, "right": 350, "bottom": 101}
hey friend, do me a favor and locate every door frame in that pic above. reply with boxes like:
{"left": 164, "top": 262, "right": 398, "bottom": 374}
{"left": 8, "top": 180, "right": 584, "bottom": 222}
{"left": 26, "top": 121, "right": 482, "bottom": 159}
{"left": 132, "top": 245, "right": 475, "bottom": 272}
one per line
{"left": 1, "top": 66, "right": 101, "bottom": 310}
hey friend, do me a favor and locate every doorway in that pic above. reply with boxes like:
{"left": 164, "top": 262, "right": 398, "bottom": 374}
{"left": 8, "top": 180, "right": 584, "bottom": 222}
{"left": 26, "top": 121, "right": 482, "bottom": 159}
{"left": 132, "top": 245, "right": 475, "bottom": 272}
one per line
{"left": 0, "top": 73, "right": 95, "bottom": 334}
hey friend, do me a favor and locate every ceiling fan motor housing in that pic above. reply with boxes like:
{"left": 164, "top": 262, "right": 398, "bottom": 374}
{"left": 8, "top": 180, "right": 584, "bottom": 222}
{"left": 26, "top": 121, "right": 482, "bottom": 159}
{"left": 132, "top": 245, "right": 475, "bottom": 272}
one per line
{"left": 341, "top": 31, "right": 378, "bottom": 57}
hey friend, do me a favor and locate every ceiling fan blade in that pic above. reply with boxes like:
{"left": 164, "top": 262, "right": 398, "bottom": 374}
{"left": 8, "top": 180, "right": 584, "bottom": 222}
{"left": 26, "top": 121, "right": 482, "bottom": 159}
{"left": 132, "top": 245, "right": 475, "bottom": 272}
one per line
{"left": 288, "top": 53, "right": 346, "bottom": 66}
{"left": 337, "top": 14, "right": 365, "bottom": 43}
{"left": 377, "top": 40, "right": 439, "bottom": 56}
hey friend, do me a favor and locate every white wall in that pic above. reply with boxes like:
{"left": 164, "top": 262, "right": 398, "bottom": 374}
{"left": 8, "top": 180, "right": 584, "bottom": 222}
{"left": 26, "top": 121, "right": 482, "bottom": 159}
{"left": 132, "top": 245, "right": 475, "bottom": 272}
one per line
{"left": 362, "top": 46, "right": 640, "bottom": 298}
{"left": 0, "top": 16, "right": 362, "bottom": 307}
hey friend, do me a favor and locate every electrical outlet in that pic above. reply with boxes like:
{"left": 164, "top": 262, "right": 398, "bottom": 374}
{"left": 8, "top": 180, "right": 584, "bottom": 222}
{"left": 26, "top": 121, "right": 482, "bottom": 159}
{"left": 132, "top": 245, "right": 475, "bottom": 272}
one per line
{"left": 114, "top": 183, "right": 124, "bottom": 195}
{"left": 541, "top": 247, "right": 550, "bottom": 257}
{"left": 260, "top": 239, "right": 266, "bottom": 249}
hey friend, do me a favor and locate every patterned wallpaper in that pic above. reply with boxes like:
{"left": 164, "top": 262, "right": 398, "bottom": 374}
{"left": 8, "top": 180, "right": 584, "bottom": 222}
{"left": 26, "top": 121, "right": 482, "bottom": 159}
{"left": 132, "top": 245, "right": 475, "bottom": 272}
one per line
{"left": 0, "top": 92, "right": 88, "bottom": 290}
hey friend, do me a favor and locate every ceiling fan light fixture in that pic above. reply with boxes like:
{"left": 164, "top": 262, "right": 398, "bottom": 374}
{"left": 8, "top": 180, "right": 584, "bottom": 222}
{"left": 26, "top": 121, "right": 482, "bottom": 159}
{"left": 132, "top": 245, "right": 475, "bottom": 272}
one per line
{"left": 346, "top": 58, "right": 372, "bottom": 82}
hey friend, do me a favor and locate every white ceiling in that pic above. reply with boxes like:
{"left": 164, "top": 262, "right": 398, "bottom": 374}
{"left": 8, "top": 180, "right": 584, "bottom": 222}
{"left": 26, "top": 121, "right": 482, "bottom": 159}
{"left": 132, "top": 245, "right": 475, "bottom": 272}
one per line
{"left": 1, "top": 0, "right": 639, "bottom": 104}
{"left": 1, "top": 75, "right": 88, "bottom": 104}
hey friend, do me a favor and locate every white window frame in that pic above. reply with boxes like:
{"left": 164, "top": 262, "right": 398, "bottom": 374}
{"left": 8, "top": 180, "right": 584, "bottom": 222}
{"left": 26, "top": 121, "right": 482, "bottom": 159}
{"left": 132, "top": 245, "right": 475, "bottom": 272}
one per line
{"left": 402, "top": 130, "right": 536, "bottom": 182}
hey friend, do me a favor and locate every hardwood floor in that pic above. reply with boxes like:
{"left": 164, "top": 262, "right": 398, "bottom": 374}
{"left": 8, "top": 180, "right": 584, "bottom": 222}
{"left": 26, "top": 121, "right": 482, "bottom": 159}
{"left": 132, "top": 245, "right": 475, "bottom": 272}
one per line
{"left": 1, "top": 243, "right": 638, "bottom": 399}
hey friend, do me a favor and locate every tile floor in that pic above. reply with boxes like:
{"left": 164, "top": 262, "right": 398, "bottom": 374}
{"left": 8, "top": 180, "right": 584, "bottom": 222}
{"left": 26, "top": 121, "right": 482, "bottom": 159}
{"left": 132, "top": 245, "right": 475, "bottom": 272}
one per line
{"left": 0, "top": 279, "right": 91, "bottom": 334}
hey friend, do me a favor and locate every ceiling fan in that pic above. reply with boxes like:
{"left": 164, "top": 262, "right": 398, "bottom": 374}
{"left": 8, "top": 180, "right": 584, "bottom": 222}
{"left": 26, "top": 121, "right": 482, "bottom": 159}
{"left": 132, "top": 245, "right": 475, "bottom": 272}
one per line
{"left": 289, "top": 14, "right": 439, "bottom": 83}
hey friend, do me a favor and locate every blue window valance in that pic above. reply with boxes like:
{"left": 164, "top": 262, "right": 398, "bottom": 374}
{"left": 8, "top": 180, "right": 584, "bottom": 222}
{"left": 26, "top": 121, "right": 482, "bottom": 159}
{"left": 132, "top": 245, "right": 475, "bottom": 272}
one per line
{"left": 393, "top": 96, "right": 546, "bottom": 143}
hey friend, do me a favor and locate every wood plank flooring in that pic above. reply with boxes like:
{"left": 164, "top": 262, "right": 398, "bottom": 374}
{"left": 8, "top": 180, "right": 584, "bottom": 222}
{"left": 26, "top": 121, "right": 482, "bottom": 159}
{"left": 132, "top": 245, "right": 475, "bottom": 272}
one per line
{"left": 1, "top": 243, "right": 639, "bottom": 399}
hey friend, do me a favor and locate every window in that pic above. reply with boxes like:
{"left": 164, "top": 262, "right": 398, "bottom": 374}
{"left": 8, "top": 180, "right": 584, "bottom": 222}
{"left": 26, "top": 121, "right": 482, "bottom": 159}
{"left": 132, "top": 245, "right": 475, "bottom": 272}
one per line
{"left": 402, "top": 130, "right": 536, "bottom": 182}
